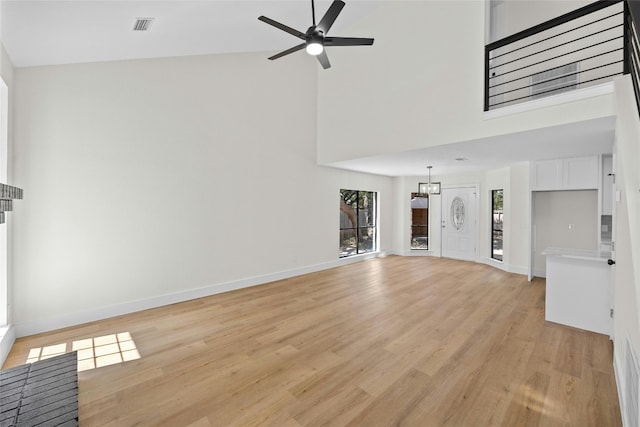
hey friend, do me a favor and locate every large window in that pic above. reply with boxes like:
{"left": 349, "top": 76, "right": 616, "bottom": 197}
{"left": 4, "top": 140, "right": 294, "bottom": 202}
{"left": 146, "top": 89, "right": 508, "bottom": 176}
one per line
{"left": 492, "top": 189, "right": 504, "bottom": 261}
{"left": 410, "top": 193, "right": 428, "bottom": 249}
{"left": 339, "top": 190, "right": 377, "bottom": 258}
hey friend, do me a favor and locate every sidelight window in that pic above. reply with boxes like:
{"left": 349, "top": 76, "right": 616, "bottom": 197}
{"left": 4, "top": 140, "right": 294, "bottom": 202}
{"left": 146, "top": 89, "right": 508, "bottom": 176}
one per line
{"left": 492, "top": 189, "right": 504, "bottom": 261}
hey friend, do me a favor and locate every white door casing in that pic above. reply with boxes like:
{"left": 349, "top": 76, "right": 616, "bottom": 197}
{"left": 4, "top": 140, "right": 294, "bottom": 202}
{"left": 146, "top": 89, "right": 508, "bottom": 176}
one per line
{"left": 441, "top": 187, "right": 478, "bottom": 261}
{"left": 609, "top": 151, "right": 617, "bottom": 339}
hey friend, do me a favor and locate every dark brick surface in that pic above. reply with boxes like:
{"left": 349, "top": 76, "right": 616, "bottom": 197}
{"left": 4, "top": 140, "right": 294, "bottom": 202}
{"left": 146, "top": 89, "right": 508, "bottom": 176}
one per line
{"left": 0, "top": 352, "right": 78, "bottom": 427}
{"left": 23, "top": 375, "right": 78, "bottom": 398}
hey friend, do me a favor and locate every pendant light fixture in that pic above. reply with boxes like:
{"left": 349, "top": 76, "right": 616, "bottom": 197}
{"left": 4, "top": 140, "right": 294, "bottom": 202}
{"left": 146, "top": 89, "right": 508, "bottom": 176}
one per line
{"left": 418, "top": 166, "right": 441, "bottom": 195}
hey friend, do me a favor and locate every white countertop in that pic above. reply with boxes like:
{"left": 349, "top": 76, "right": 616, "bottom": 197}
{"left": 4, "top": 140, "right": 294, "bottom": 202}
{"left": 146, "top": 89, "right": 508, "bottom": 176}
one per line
{"left": 542, "top": 247, "right": 612, "bottom": 263}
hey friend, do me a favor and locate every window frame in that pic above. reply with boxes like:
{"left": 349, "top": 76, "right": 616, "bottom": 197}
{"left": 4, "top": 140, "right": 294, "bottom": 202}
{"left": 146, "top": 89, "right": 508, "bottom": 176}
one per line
{"left": 491, "top": 189, "right": 504, "bottom": 261}
{"left": 410, "top": 192, "right": 429, "bottom": 250}
{"left": 339, "top": 190, "right": 377, "bottom": 258}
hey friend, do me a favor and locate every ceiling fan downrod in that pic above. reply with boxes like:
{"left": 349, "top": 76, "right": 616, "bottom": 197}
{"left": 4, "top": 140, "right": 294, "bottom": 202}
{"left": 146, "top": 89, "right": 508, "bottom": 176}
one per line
{"left": 311, "top": 0, "right": 316, "bottom": 26}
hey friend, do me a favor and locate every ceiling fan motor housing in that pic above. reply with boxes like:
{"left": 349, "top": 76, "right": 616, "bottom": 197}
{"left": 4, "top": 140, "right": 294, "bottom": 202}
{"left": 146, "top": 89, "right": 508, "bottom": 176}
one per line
{"left": 307, "top": 29, "right": 325, "bottom": 46}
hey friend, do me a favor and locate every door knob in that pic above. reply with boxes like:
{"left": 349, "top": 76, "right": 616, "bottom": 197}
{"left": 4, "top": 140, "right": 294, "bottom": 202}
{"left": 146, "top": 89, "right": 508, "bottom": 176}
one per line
{"left": 608, "top": 259, "right": 616, "bottom": 265}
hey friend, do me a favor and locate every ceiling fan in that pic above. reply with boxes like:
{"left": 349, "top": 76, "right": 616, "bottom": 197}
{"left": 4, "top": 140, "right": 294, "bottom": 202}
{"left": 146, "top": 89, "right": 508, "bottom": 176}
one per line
{"left": 258, "top": 0, "right": 374, "bottom": 69}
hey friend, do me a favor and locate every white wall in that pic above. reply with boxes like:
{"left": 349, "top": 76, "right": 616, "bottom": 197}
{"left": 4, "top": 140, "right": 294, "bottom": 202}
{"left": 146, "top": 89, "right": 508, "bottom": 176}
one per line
{"left": 501, "top": 0, "right": 591, "bottom": 39}
{"left": 612, "top": 75, "right": 640, "bottom": 425}
{"left": 532, "top": 190, "right": 598, "bottom": 276}
{"left": 391, "top": 176, "right": 406, "bottom": 253}
{"left": 11, "top": 52, "right": 395, "bottom": 336}
{"left": 508, "top": 163, "right": 531, "bottom": 271}
{"left": 0, "top": 36, "right": 17, "bottom": 363}
{"left": 317, "top": 1, "right": 616, "bottom": 165}
{"left": 487, "top": 0, "right": 592, "bottom": 44}
{"left": 0, "top": 46, "right": 10, "bottom": 325}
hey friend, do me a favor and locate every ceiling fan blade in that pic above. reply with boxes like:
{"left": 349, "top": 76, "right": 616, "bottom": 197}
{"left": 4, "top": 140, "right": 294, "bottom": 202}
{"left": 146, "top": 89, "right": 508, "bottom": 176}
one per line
{"left": 316, "top": 0, "right": 345, "bottom": 34}
{"left": 258, "top": 16, "right": 306, "bottom": 40}
{"left": 316, "top": 50, "right": 331, "bottom": 69}
{"left": 325, "top": 37, "right": 375, "bottom": 46}
{"left": 268, "top": 43, "right": 306, "bottom": 60}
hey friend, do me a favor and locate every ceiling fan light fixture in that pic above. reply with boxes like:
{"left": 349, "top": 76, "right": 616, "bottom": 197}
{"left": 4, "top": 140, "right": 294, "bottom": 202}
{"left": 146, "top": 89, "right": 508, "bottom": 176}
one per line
{"left": 306, "top": 42, "right": 324, "bottom": 56}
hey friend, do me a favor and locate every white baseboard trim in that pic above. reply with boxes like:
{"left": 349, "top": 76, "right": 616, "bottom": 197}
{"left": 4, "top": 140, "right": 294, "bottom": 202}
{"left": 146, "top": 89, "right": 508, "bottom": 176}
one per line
{"left": 509, "top": 265, "right": 529, "bottom": 276}
{"left": 532, "top": 268, "right": 547, "bottom": 279}
{"left": 477, "top": 257, "right": 528, "bottom": 276}
{"left": 14, "top": 251, "right": 391, "bottom": 338}
{"left": 396, "top": 250, "right": 439, "bottom": 257}
{"left": 0, "top": 324, "right": 16, "bottom": 367}
{"left": 613, "top": 344, "right": 626, "bottom": 427}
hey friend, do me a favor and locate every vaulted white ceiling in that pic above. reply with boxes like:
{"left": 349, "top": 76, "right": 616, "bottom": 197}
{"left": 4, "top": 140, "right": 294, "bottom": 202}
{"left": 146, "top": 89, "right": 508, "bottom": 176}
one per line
{"left": 1, "top": 0, "right": 382, "bottom": 68}
{"left": 1, "top": 0, "right": 616, "bottom": 177}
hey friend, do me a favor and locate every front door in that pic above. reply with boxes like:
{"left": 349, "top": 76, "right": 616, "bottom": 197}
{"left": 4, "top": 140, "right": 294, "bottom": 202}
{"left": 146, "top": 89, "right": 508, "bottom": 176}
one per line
{"left": 441, "top": 187, "right": 478, "bottom": 261}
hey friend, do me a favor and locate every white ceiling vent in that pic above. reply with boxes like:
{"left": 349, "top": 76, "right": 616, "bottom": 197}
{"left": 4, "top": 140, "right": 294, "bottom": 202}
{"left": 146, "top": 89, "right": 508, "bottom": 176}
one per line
{"left": 132, "top": 18, "right": 154, "bottom": 32}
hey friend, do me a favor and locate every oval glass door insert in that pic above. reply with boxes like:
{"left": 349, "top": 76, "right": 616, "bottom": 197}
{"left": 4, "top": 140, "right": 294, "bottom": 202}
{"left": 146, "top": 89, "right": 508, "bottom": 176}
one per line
{"left": 451, "top": 196, "right": 465, "bottom": 230}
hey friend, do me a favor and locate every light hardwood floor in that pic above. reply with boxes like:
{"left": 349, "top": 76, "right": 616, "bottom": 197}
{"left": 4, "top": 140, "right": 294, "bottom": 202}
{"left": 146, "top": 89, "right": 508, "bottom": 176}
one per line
{"left": 3, "top": 256, "right": 621, "bottom": 426}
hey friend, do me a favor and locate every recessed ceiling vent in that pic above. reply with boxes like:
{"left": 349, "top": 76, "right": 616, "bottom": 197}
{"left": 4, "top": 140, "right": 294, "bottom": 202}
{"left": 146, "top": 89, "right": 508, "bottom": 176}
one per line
{"left": 133, "top": 18, "right": 154, "bottom": 31}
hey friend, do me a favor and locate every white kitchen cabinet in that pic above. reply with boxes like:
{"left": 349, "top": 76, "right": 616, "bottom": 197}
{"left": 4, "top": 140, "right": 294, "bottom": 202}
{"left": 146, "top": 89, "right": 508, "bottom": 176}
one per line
{"left": 530, "top": 156, "right": 598, "bottom": 191}
{"left": 602, "top": 155, "right": 613, "bottom": 215}
{"left": 531, "top": 159, "right": 563, "bottom": 191}
{"left": 542, "top": 247, "right": 612, "bottom": 335}
{"left": 564, "top": 156, "right": 599, "bottom": 189}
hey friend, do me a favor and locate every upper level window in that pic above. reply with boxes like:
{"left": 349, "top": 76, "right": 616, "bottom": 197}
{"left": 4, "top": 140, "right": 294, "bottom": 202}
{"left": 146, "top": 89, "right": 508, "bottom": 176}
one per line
{"left": 410, "top": 193, "right": 428, "bottom": 250}
{"left": 492, "top": 189, "right": 504, "bottom": 261}
{"left": 339, "top": 190, "right": 377, "bottom": 258}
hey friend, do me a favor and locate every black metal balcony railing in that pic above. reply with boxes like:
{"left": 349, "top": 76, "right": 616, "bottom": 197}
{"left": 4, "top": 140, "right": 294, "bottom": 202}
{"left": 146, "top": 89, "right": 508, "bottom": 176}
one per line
{"left": 484, "top": 0, "right": 634, "bottom": 111}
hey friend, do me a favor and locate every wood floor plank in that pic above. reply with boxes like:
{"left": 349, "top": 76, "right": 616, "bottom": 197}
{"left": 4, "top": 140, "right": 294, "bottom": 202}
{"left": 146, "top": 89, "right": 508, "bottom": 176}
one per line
{"left": 501, "top": 371, "right": 552, "bottom": 426}
{"left": 343, "top": 368, "right": 436, "bottom": 427}
{"left": 2, "top": 256, "right": 622, "bottom": 426}
{"left": 554, "top": 328, "right": 585, "bottom": 379}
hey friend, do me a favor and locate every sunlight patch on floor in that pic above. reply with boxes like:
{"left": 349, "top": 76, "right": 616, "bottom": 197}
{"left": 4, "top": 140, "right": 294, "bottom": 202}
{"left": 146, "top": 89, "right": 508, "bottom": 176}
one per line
{"left": 26, "top": 331, "right": 140, "bottom": 371}
{"left": 515, "top": 382, "right": 558, "bottom": 420}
